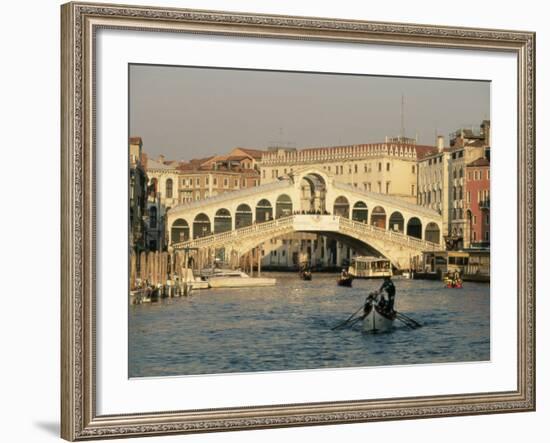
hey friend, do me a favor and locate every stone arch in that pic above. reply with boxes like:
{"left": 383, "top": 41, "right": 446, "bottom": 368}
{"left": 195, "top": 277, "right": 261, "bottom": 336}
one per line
{"left": 389, "top": 211, "right": 404, "bottom": 233}
{"left": 333, "top": 196, "right": 350, "bottom": 218}
{"left": 235, "top": 203, "right": 253, "bottom": 229}
{"left": 193, "top": 213, "right": 211, "bottom": 239}
{"left": 256, "top": 199, "right": 273, "bottom": 222}
{"left": 425, "top": 222, "right": 440, "bottom": 244}
{"left": 299, "top": 172, "right": 327, "bottom": 213}
{"left": 171, "top": 218, "right": 189, "bottom": 244}
{"left": 214, "top": 208, "right": 232, "bottom": 233}
{"left": 352, "top": 201, "right": 368, "bottom": 222}
{"left": 370, "top": 206, "right": 386, "bottom": 229}
{"left": 276, "top": 194, "right": 293, "bottom": 218}
{"left": 407, "top": 217, "right": 422, "bottom": 239}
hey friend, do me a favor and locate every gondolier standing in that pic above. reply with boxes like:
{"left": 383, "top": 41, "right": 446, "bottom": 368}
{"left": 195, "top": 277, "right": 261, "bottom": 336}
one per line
{"left": 379, "top": 276, "right": 396, "bottom": 314}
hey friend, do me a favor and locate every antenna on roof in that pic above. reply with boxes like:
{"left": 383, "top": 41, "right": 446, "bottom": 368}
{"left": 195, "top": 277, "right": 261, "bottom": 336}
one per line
{"left": 400, "top": 93, "right": 405, "bottom": 138}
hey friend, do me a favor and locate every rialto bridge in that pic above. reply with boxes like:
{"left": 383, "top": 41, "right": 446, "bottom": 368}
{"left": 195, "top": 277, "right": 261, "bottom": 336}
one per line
{"left": 166, "top": 169, "right": 443, "bottom": 269}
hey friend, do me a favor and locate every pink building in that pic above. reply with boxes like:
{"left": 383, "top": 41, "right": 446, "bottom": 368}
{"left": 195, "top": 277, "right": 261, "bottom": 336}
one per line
{"left": 464, "top": 157, "right": 490, "bottom": 246}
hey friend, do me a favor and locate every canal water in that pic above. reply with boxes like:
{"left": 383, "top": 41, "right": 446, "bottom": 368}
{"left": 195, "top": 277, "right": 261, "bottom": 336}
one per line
{"left": 129, "top": 273, "right": 490, "bottom": 378}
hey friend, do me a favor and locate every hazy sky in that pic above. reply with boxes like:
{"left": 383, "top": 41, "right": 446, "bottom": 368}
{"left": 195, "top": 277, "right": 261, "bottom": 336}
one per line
{"left": 129, "top": 64, "right": 490, "bottom": 160}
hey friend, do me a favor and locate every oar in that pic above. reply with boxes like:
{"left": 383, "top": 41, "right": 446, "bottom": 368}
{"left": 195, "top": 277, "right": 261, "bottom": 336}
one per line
{"left": 396, "top": 312, "right": 422, "bottom": 328}
{"left": 332, "top": 305, "right": 364, "bottom": 330}
{"left": 395, "top": 315, "right": 416, "bottom": 330}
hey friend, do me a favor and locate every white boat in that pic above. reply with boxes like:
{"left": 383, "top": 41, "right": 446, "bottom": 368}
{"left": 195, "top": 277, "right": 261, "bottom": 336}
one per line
{"left": 363, "top": 305, "right": 395, "bottom": 332}
{"left": 203, "top": 269, "right": 276, "bottom": 288}
{"left": 348, "top": 256, "right": 392, "bottom": 279}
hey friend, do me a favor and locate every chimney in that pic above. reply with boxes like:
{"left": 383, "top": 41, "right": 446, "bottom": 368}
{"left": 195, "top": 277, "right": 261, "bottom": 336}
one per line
{"left": 437, "top": 135, "right": 445, "bottom": 152}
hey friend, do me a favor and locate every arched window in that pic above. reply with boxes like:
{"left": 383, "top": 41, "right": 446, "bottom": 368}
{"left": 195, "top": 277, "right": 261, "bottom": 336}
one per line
{"left": 389, "top": 211, "right": 404, "bottom": 233}
{"left": 352, "top": 201, "right": 368, "bottom": 222}
{"left": 214, "top": 208, "right": 232, "bottom": 233}
{"left": 425, "top": 222, "right": 440, "bottom": 244}
{"left": 165, "top": 178, "right": 173, "bottom": 198}
{"left": 333, "top": 196, "right": 350, "bottom": 218}
{"left": 255, "top": 199, "right": 273, "bottom": 222}
{"left": 406, "top": 217, "right": 422, "bottom": 239}
{"left": 171, "top": 219, "right": 189, "bottom": 243}
{"left": 276, "top": 194, "right": 293, "bottom": 218}
{"left": 236, "top": 204, "right": 253, "bottom": 228}
{"left": 193, "top": 213, "right": 211, "bottom": 239}
{"left": 370, "top": 206, "right": 386, "bottom": 229}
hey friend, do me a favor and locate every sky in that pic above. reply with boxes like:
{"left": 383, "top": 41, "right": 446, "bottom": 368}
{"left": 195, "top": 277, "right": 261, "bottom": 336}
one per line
{"left": 129, "top": 64, "right": 490, "bottom": 160}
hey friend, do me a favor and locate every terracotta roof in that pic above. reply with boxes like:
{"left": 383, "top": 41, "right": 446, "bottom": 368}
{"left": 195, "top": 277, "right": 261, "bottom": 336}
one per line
{"left": 236, "top": 148, "right": 265, "bottom": 158}
{"left": 467, "top": 157, "right": 490, "bottom": 167}
{"left": 129, "top": 136, "right": 142, "bottom": 145}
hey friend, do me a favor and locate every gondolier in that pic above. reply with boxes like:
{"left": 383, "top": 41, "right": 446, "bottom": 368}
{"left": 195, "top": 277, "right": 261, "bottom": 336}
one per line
{"left": 379, "top": 276, "right": 396, "bottom": 314}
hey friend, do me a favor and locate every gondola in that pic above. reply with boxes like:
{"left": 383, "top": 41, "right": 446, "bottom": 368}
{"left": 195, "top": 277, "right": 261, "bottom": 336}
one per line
{"left": 336, "top": 276, "right": 353, "bottom": 287}
{"left": 362, "top": 304, "right": 395, "bottom": 332}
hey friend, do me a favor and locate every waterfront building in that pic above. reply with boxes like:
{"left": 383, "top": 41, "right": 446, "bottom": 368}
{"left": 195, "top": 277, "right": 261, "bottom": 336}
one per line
{"left": 139, "top": 142, "right": 263, "bottom": 250}
{"left": 259, "top": 137, "right": 436, "bottom": 203}
{"left": 129, "top": 137, "right": 148, "bottom": 253}
{"left": 447, "top": 121, "right": 490, "bottom": 249}
{"left": 464, "top": 157, "right": 490, "bottom": 247}
{"left": 417, "top": 120, "right": 490, "bottom": 250}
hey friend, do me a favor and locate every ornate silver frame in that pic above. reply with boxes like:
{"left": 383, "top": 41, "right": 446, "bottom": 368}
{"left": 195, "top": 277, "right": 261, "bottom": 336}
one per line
{"left": 61, "top": 2, "right": 536, "bottom": 440}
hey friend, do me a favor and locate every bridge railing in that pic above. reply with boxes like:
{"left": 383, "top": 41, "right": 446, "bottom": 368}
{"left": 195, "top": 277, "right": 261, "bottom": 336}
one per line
{"left": 339, "top": 217, "right": 439, "bottom": 251}
{"left": 173, "top": 214, "right": 440, "bottom": 252}
{"left": 173, "top": 216, "right": 295, "bottom": 249}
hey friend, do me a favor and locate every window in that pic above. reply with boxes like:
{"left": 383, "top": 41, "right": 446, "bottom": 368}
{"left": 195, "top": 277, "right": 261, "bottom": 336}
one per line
{"left": 473, "top": 231, "right": 477, "bottom": 241}
{"left": 386, "top": 163, "right": 390, "bottom": 171}
{"left": 165, "top": 178, "right": 173, "bottom": 198}
{"left": 485, "top": 231, "right": 490, "bottom": 241}
{"left": 385, "top": 181, "right": 390, "bottom": 194}
{"left": 486, "top": 214, "right": 490, "bottom": 225}
{"left": 377, "top": 182, "right": 381, "bottom": 193}
{"left": 196, "top": 178, "right": 200, "bottom": 186}
{"left": 378, "top": 162, "right": 382, "bottom": 172}
{"left": 467, "top": 191, "right": 471, "bottom": 203}
{"left": 364, "top": 164, "right": 368, "bottom": 172}
{"left": 262, "top": 170, "right": 266, "bottom": 179}
{"left": 354, "top": 164, "right": 358, "bottom": 173}
{"left": 473, "top": 215, "right": 477, "bottom": 225}
{"left": 412, "top": 165, "right": 416, "bottom": 174}
{"left": 340, "top": 165, "right": 344, "bottom": 174}
{"left": 411, "top": 184, "right": 415, "bottom": 196}
{"left": 223, "top": 178, "right": 228, "bottom": 187}
{"left": 213, "top": 178, "right": 217, "bottom": 186}
{"left": 206, "top": 177, "right": 209, "bottom": 185}
{"left": 234, "top": 179, "right": 238, "bottom": 187}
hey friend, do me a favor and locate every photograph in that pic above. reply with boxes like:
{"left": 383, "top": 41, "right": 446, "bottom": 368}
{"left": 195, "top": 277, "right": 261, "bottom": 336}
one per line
{"left": 127, "top": 65, "right": 492, "bottom": 378}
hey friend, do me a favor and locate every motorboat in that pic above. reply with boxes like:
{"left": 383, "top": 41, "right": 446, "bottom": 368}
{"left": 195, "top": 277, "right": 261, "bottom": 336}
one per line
{"left": 202, "top": 268, "right": 276, "bottom": 288}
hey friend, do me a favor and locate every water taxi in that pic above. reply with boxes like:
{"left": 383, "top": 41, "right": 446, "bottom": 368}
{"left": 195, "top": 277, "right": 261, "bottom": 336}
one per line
{"left": 201, "top": 268, "right": 276, "bottom": 288}
{"left": 348, "top": 256, "right": 392, "bottom": 279}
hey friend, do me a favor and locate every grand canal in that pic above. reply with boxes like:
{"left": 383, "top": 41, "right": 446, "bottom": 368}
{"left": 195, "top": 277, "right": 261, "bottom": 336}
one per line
{"left": 129, "top": 273, "right": 490, "bottom": 378}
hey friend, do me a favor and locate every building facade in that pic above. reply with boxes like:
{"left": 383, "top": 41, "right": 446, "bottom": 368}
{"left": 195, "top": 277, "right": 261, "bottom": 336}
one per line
{"left": 129, "top": 137, "right": 148, "bottom": 253}
{"left": 259, "top": 138, "right": 436, "bottom": 203}
{"left": 464, "top": 158, "right": 490, "bottom": 247}
{"left": 417, "top": 121, "right": 490, "bottom": 250}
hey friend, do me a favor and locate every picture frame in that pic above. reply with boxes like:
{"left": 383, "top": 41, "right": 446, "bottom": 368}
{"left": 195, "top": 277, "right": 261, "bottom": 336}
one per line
{"left": 60, "top": 1, "right": 535, "bottom": 440}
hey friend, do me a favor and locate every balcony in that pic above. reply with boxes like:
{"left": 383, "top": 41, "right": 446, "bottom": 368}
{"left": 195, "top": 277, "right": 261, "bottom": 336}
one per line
{"left": 479, "top": 199, "right": 490, "bottom": 209}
